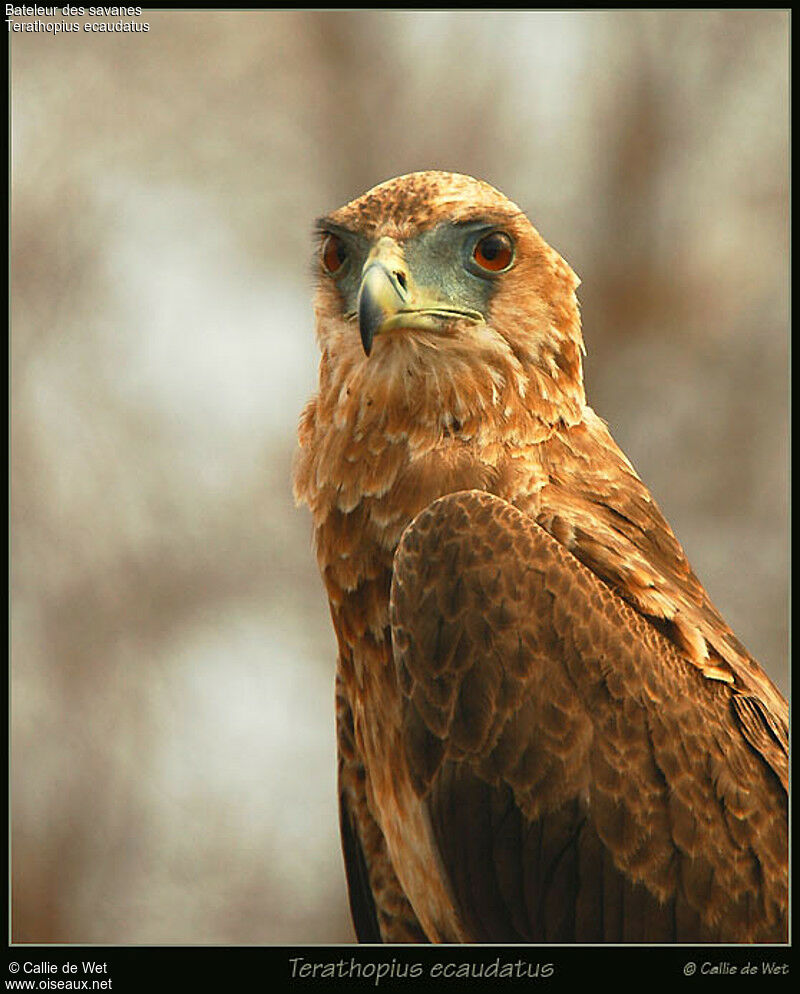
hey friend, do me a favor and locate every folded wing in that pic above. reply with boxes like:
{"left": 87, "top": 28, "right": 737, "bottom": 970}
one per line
{"left": 389, "top": 490, "right": 788, "bottom": 943}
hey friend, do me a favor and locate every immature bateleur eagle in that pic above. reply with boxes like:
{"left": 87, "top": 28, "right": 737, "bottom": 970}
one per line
{"left": 293, "top": 171, "right": 788, "bottom": 943}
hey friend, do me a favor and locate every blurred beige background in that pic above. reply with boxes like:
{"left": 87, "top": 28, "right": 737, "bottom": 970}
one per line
{"left": 10, "top": 10, "right": 788, "bottom": 944}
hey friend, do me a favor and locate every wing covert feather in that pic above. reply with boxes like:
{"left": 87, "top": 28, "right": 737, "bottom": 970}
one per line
{"left": 536, "top": 413, "right": 787, "bottom": 719}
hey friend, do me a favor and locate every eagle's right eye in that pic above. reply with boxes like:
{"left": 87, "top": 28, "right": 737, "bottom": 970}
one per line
{"left": 322, "top": 234, "right": 348, "bottom": 275}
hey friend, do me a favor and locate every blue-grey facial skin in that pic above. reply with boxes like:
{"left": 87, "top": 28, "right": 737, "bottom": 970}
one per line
{"left": 319, "top": 221, "right": 508, "bottom": 322}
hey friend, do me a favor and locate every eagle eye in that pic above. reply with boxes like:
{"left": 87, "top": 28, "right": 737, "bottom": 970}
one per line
{"left": 321, "top": 233, "right": 348, "bottom": 275}
{"left": 472, "top": 231, "right": 514, "bottom": 273}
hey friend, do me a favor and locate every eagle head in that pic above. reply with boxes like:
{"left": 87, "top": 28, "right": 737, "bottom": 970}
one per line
{"left": 312, "top": 172, "right": 586, "bottom": 437}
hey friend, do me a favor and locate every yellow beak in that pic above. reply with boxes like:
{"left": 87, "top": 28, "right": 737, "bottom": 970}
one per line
{"left": 356, "top": 236, "right": 482, "bottom": 355}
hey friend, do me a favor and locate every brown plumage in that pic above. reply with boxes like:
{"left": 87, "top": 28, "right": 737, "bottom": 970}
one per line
{"left": 293, "top": 171, "right": 787, "bottom": 943}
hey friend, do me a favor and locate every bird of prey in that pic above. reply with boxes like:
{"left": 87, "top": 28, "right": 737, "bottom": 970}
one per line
{"left": 293, "top": 171, "right": 787, "bottom": 943}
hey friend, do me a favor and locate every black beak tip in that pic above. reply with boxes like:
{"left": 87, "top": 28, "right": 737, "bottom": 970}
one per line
{"left": 360, "top": 323, "right": 373, "bottom": 356}
{"left": 359, "top": 294, "right": 380, "bottom": 357}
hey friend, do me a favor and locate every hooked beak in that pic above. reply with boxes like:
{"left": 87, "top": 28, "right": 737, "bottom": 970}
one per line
{"left": 358, "top": 244, "right": 408, "bottom": 356}
{"left": 356, "top": 236, "right": 481, "bottom": 356}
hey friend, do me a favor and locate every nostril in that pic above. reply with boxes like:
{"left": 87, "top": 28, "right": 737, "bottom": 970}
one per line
{"left": 395, "top": 271, "right": 407, "bottom": 291}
